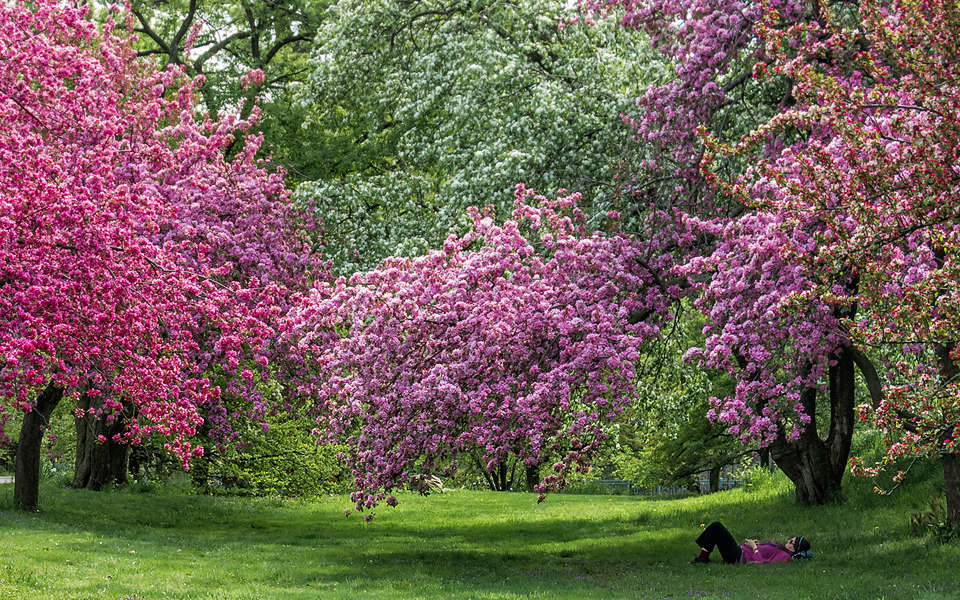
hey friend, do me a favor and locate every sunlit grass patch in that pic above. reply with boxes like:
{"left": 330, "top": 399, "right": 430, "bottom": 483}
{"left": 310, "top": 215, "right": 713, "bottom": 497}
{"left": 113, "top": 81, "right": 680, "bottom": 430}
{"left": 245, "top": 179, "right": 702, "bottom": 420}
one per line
{"left": 0, "top": 469, "right": 956, "bottom": 599}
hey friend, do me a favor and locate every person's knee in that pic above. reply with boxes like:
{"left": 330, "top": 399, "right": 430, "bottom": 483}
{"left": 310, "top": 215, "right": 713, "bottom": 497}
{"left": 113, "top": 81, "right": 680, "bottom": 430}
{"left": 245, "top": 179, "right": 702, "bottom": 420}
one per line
{"left": 708, "top": 521, "right": 723, "bottom": 528}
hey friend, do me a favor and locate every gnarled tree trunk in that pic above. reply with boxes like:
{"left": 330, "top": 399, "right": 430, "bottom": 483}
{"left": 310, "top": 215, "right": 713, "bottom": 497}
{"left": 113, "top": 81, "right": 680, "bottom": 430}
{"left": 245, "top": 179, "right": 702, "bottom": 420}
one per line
{"left": 71, "top": 391, "right": 130, "bottom": 490}
{"left": 770, "top": 344, "right": 856, "bottom": 505}
{"left": 14, "top": 382, "right": 63, "bottom": 511}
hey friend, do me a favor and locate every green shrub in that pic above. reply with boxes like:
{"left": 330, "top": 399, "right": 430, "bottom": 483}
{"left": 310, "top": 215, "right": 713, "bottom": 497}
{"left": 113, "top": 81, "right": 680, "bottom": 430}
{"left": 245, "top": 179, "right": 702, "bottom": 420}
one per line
{"left": 205, "top": 417, "right": 349, "bottom": 498}
{"left": 911, "top": 494, "right": 960, "bottom": 544}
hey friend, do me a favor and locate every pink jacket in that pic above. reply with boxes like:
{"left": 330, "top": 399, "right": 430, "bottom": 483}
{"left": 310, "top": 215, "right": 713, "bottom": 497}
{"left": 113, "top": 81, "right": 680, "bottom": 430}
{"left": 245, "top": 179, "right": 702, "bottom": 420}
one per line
{"left": 740, "top": 542, "right": 792, "bottom": 563}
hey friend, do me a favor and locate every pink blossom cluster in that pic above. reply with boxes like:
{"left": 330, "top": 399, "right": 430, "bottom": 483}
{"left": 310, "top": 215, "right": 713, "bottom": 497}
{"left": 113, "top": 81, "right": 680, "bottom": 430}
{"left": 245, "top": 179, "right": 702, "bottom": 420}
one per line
{"left": 281, "top": 186, "right": 677, "bottom": 516}
{"left": 679, "top": 210, "right": 846, "bottom": 444}
{"left": 579, "top": 0, "right": 851, "bottom": 449}
{"left": 750, "top": 1, "right": 960, "bottom": 473}
{"left": 150, "top": 99, "right": 324, "bottom": 444}
{"left": 581, "top": 0, "right": 804, "bottom": 204}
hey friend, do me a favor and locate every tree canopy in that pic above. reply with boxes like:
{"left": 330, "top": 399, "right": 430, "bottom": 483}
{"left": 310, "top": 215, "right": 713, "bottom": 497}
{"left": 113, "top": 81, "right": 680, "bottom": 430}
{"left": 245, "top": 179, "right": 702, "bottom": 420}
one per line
{"left": 296, "top": 0, "right": 661, "bottom": 273}
{"left": 3, "top": 0, "right": 960, "bottom": 530}
{"left": 0, "top": 0, "right": 320, "bottom": 508}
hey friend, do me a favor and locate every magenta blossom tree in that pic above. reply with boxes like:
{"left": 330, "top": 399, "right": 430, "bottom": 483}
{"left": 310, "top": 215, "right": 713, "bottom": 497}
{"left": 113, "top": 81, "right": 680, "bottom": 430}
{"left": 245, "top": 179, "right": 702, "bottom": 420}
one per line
{"left": 148, "top": 82, "right": 325, "bottom": 445}
{"left": 0, "top": 1, "right": 309, "bottom": 508}
{"left": 581, "top": 0, "right": 805, "bottom": 213}
{"left": 580, "top": 0, "right": 885, "bottom": 504}
{"left": 70, "top": 97, "right": 325, "bottom": 490}
{"left": 281, "top": 186, "right": 678, "bottom": 518}
{"left": 678, "top": 204, "right": 860, "bottom": 504}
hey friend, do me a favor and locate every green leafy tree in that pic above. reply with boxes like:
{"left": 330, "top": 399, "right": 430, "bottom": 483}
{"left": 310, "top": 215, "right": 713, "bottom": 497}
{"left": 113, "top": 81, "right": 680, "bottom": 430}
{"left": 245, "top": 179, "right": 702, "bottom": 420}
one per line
{"left": 204, "top": 414, "right": 348, "bottom": 497}
{"left": 297, "top": 0, "right": 665, "bottom": 273}
{"left": 600, "top": 308, "right": 750, "bottom": 491}
{"left": 126, "top": 0, "right": 330, "bottom": 182}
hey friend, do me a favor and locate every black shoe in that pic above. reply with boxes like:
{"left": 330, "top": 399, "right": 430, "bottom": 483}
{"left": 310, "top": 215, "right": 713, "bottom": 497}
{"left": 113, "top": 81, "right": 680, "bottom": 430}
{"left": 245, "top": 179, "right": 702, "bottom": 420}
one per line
{"left": 691, "top": 556, "right": 709, "bottom": 564}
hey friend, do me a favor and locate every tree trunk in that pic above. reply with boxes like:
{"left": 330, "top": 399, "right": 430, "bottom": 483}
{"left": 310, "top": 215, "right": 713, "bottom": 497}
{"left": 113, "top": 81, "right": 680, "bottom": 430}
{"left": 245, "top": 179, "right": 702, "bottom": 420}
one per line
{"left": 189, "top": 418, "right": 212, "bottom": 493}
{"left": 709, "top": 465, "right": 721, "bottom": 493}
{"left": 944, "top": 452, "right": 960, "bottom": 527}
{"left": 525, "top": 464, "right": 540, "bottom": 492}
{"left": 496, "top": 462, "right": 508, "bottom": 491}
{"left": 72, "top": 391, "right": 130, "bottom": 490}
{"left": 935, "top": 343, "right": 960, "bottom": 527}
{"left": 758, "top": 447, "right": 771, "bottom": 471}
{"left": 14, "top": 382, "right": 63, "bottom": 511}
{"left": 770, "top": 431, "right": 839, "bottom": 504}
{"left": 771, "top": 345, "right": 856, "bottom": 505}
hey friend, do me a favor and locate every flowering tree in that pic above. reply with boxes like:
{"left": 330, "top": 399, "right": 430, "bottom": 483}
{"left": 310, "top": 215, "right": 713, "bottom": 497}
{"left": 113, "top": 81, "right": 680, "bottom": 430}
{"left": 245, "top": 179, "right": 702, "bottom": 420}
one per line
{"left": 639, "top": 0, "right": 960, "bottom": 521}
{"left": 575, "top": 0, "right": 866, "bottom": 504}
{"left": 281, "top": 186, "right": 678, "bottom": 518}
{"left": 704, "top": 0, "right": 960, "bottom": 524}
{"left": 0, "top": 1, "right": 306, "bottom": 508}
{"left": 70, "top": 108, "right": 323, "bottom": 491}
{"left": 678, "top": 206, "right": 862, "bottom": 504}
{"left": 582, "top": 0, "right": 803, "bottom": 217}
{"left": 126, "top": 0, "right": 327, "bottom": 183}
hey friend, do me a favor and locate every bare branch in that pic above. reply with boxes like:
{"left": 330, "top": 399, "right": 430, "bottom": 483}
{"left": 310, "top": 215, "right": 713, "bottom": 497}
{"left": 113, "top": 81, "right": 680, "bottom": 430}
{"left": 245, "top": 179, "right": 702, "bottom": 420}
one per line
{"left": 132, "top": 9, "right": 171, "bottom": 57}
{"left": 194, "top": 30, "right": 252, "bottom": 71}
{"left": 240, "top": 0, "right": 262, "bottom": 62}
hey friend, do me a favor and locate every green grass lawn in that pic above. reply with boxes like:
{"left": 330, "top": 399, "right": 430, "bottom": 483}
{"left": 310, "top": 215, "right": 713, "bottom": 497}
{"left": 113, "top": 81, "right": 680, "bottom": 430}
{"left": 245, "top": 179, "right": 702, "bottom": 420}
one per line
{"left": 0, "top": 468, "right": 957, "bottom": 600}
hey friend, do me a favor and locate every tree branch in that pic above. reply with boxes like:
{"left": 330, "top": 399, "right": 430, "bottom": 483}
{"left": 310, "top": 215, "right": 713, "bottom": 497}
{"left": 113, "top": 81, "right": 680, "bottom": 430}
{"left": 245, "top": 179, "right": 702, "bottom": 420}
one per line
{"left": 194, "top": 30, "right": 252, "bottom": 72}
{"left": 262, "top": 33, "right": 311, "bottom": 66}
{"left": 132, "top": 8, "right": 171, "bottom": 58}
{"left": 851, "top": 346, "right": 884, "bottom": 408}
{"left": 170, "top": 0, "right": 199, "bottom": 60}
{"left": 240, "top": 0, "right": 262, "bottom": 62}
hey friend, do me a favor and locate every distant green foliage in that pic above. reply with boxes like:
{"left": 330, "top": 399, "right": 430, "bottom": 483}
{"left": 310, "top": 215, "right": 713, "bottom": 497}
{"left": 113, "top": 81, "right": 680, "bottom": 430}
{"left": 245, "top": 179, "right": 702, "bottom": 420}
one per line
{"left": 0, "top": 442, "right": 12, "bottom": 473}
{"left": 592, "top": 307, "right": 746, "bottom": 488}
{"left": 296, "top": 0, "right": 666, "bottom": 273}
{"left": 0, "top": 401, "right": 76, "bottom": 479}
{"left": 209, "top": 417, "right": 348, "bottom": 498}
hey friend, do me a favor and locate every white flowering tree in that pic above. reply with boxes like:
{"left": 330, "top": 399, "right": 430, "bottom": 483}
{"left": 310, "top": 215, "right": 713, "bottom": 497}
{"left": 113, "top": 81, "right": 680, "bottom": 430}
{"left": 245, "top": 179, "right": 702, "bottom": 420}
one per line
{"left": 296, "top": 0, "right": 665, "bottom": 273}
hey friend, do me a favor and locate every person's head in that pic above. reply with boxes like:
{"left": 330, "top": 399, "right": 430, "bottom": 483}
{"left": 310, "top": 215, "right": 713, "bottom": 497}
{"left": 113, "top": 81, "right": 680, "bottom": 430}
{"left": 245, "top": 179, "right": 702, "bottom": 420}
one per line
{"left": 785, "top": 535, "right": 811, "bottom": 554}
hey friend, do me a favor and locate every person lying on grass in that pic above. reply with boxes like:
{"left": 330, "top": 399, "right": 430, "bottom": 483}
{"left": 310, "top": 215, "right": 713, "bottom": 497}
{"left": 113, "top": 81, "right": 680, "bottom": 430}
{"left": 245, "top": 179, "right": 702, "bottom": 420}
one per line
{"left": 692, "top": 521, "right": 813, "bottom": 564}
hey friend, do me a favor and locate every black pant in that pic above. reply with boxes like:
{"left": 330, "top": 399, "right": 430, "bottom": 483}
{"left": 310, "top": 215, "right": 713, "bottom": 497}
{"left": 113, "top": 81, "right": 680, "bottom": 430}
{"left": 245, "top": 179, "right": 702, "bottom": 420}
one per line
{"left": 696, "top": 521, "right": 743, "bottom": 564}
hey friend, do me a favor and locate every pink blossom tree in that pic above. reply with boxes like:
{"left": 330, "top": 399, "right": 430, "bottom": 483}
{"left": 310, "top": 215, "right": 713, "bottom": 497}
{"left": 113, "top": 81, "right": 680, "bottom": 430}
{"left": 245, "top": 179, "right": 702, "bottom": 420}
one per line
{"left": 631, "top": 0, "right": 960, "bottom": 518}
{"left": 578, "top": 0, "right": 874, "bottom": 504}
{"left": 281, "top": 186, "right": 678, "bottom": 518}
{"left": 0, "top": 1, "right": 310, "bottom": 508}
{"left": 678, "top": 207, "right": 860, "bottom": 504}
{"left": 69, "top": 108, "right": 323, "bottom": 490}
{"left": 698, "top": 0, "right": 960, "bottom": 523}
{"left": 581, "top": 0, "right": 805, "bottom": 214}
